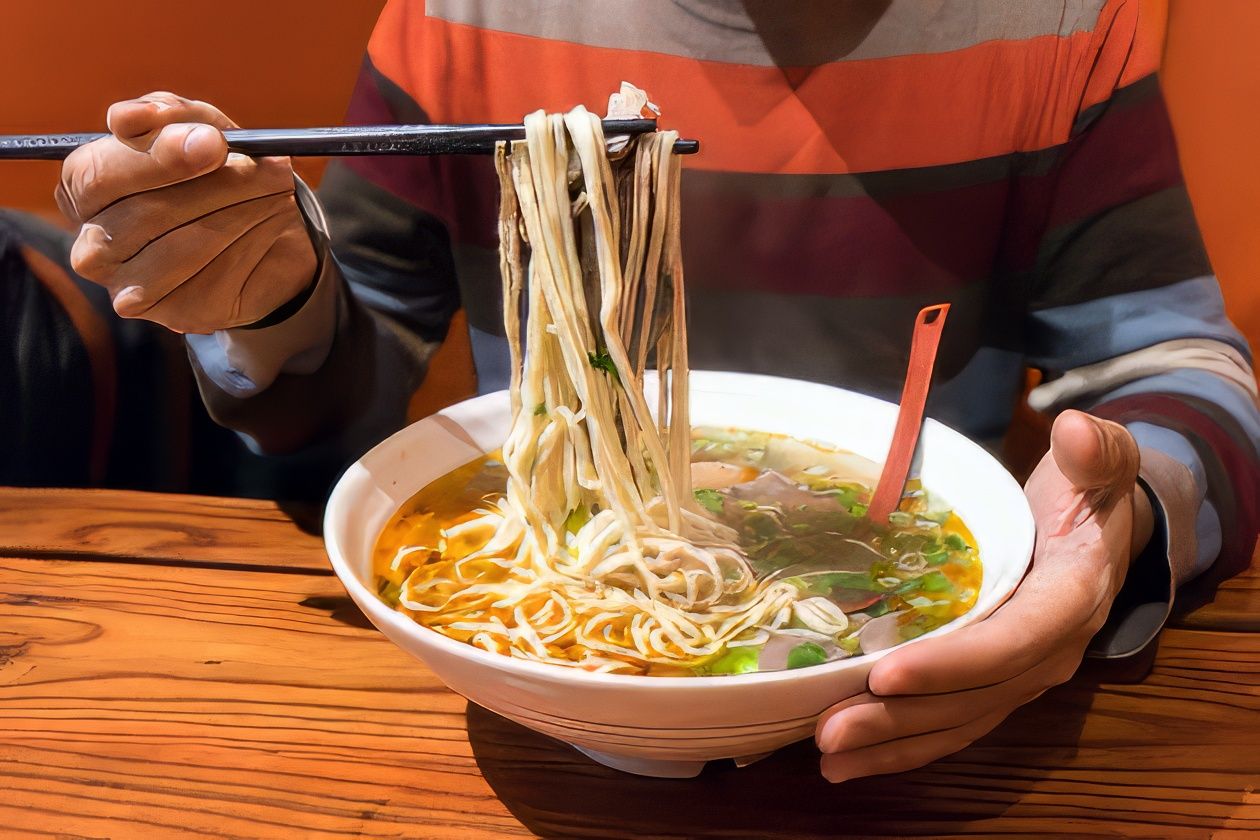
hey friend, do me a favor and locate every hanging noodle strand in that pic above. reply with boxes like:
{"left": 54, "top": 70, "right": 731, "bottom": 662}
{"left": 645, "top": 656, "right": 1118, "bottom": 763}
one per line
{"left": 394, "top": 96, "right": 800, "bottom": 674}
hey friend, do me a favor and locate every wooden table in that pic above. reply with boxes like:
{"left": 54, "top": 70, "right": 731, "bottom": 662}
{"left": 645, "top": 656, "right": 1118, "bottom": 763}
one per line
{"left": 1, "top": 488, "right": 1257, "bottom": 839}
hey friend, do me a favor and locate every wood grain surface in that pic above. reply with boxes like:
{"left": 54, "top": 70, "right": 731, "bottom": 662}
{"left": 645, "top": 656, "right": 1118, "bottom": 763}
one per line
{"left": 0, "top": 488, "right": 328, "bottom": 571}
{"left": 0, "top": 556, "right": 524, "bottom": 839}
{"left": 1172, "top": 560, "right": 1260, "bottom": 632}
{"left": 1, "top": 489, "right": 1258, "bottom": 839}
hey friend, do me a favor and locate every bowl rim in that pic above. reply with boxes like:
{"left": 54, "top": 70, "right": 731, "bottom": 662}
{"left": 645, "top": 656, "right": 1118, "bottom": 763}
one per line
{"left": 324, "top": 370, "right": 1035, "bottom": 689}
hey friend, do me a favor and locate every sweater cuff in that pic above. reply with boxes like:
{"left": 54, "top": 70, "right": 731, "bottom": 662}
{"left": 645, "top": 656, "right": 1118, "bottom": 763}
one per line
{"left": 1086, "top": 447, "right": 1198, "bottom": 658}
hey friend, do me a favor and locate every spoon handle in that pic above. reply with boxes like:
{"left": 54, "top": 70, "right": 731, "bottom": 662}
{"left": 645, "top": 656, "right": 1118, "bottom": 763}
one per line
{"left": 868, "top": 303, "right": 951, "bottom": 525}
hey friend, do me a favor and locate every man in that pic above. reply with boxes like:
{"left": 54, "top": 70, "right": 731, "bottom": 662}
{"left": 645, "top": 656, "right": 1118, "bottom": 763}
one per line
{"left": 55, "top": 0, "right": 1259, "bottom": 781}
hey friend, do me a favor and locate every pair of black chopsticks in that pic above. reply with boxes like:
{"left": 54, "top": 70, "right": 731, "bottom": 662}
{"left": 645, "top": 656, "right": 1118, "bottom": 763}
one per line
{"left": 0, "top": 119, "right": 698, "bottom": 160}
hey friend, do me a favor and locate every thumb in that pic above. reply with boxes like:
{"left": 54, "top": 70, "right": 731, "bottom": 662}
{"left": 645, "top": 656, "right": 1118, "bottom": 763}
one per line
{"left": 1050, "top": 409, "right": 1140, "bottom": 502}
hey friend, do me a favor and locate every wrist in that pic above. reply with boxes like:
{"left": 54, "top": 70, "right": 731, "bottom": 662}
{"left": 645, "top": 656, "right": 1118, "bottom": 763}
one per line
{"left": 237, "top": 174, "right": 327, "bottom": 331}
{"left": 240, "top": 269, "right": 319, "bottom": 330}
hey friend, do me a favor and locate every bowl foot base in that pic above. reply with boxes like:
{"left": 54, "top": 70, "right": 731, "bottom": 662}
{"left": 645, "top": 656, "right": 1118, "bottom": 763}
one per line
{"left": 572, "top": 745, "right": 706, "bottom": 778}
{"left": 733, "top": 751, "right": 773, "bottom": 767}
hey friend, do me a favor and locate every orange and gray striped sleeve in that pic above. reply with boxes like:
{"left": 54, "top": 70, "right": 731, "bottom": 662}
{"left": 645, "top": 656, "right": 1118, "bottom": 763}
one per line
{"left": 1006, "top": 2, "right": 1259, "bottom": 652}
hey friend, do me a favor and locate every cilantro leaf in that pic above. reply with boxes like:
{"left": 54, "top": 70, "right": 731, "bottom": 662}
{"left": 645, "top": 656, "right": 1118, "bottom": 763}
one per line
{"left": 693, "top": 488, "right": 725, "bottom": 515}
{"left": 587, "top": 350, "right": 621, "bottom": 383}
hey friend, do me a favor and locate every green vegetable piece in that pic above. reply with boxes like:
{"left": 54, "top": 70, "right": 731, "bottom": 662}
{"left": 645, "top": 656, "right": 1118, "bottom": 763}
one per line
{"left": 693, "top": 488, "right": 725, "bottom": 515}
{"left": 587, "top": 350, "right": 621, "bottom": 383}
{"left": 808, "top": 571, "right": 882, "bottom": 594}
{"left": 745, "top": 511, "right": 781, "bottom": 537}
{"left": 705, "top": 645, "right": 760, "bottom": 675}
{"left": 945, "top": 533, "right": 968, "bottom": 551}
{"left": 864, "top": 599, "right": 892, "bottom": 618}
{"left": 832, "top": 487, "right": 859, "bottom": 507}
{"left": 830, "top": 486, "right": 871, "bottom": 518}
{"left": 786, "top": 642, "right": 829, "bottom": 670}
{"left": 888, "top": 511, "right": 915, "bottom": 528}
{"left": 377, "top": 579, "right": 402, "bottom": 605}
{"left": 564, "top": 505, "right": 591, "bottom": 535}
{"left": 895, "top": 571, "right": 951, "bottom": 595}
{"left": 923, "top": 548, "right": 950, "bottom": 566}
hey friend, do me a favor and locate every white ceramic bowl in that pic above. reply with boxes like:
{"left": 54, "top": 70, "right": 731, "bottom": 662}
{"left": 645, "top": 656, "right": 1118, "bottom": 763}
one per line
{"left": 324, "top": 371, "right": 1034, "bottom": 778}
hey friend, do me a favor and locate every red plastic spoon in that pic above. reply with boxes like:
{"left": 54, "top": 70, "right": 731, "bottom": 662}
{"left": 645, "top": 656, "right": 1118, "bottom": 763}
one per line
{"left": 867, "top": 303, "right": 951, "bottom": 525}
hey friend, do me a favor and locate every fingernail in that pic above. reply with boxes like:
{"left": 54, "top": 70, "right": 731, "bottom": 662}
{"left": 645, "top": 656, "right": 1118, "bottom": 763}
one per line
{"left": 820, "top": 759, "right": 849, "bottom": 784}
{"left": 114, "top": 285, "right": 145, "bottom": 316}
{"left": 816, "top": 720, "right": 839, "bottom": 753}
{"left": 183, "top": 125, "right": 218, "bottom": 161}
{"left": 83, "top": 222, "right": 111, "bottom": 244}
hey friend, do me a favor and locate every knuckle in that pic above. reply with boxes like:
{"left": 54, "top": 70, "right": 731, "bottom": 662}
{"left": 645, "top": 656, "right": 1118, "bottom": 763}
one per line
{"left": 68, "top": 250, "right": 91, "bottom": 277}
{"left": 107, "top": 99, "right": 162, "bottom": 140}
{"left": 71, "top": 221, "right": 130, "bottom": 282}
{"left": 189, "top": 99, "right": 238, "bottom": 131}
{"left": 104, "top": 100, "right": 126, "bottom": 125}
{"left": 189, "top": 98, "right": 224, "bottom": 118}
{"left": 69, "top": 237, "right": 106, "bottom": 278}
{"left": 142, "top": 90, "right": 185, "bottom": 106}
{"left": 53, "top": 181, "right": 79, "bottom": 223}
{"left": 1081, "top": 605, "right": 1110, "bottom": 638}
{"left": 1047, "top": 655, "right": 1081, "bottom": 687}
{"left": 108, "top": 96, "right": 149, "bottom": 116}
{"left": 62, "top": 144, "right": 106, "bottom": 204}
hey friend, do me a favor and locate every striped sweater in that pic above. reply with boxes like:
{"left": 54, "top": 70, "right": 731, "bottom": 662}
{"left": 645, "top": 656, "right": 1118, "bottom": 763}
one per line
{"left": 188, "top": 0, "right": 1260, "bottom": 655}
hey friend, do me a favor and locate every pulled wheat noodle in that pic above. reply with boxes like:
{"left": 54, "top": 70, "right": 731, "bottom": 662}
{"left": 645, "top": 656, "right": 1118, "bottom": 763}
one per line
{"left": 395, "top": 104, "right": 801, "bottom": 673}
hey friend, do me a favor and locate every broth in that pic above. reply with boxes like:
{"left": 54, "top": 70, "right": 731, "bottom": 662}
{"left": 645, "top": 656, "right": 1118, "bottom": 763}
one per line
{"left": 374, "top": 427, "right": 981, "bottom": 676}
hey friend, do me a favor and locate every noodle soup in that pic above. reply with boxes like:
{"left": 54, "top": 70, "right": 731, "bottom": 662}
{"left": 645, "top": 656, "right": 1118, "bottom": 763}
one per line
{"left": 374, "top": 427, "right": 981, "bottom": 677}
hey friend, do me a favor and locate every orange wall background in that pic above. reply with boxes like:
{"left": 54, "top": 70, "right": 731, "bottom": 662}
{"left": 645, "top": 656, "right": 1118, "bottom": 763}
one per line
{"left": 0, "top": 0, "right": 1256, "bottom": 407}
{"left": 0, "top": 0, "right": 385, "bottom": 216}
{"left": 1164, "top": 0, "right": 1260, "bottom": 350}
